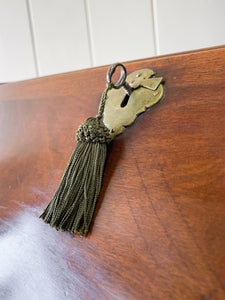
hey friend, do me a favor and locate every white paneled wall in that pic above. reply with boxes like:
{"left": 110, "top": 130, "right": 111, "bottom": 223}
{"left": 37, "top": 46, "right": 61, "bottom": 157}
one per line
{"left": 0, "top": 0, "right": 225, "bottom": 82}
{"left": 86, "top": 0, "right": 156, "bottom": 66}
{"left": 0, "top": 0, "right": 37, "bottom": 81}
{"left": 29, "top": 0, "right": 91, "bottom": 76}
{"left": 154, "top": 0, "right": 225, "bottom": 55}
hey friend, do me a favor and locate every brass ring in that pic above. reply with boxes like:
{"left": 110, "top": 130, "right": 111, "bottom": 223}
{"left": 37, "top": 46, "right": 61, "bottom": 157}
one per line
{"left": 106, "top": 63, "right": 127, "bottom": 89}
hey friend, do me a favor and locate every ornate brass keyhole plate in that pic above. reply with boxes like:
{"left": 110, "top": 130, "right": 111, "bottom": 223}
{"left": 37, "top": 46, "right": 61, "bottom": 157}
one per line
{"left": 103, "top": 66, "right": 164, "bottom": 137}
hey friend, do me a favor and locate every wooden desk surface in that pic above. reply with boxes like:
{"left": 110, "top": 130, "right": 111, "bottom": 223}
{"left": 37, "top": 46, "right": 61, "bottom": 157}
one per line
{"left": 0, "top": 46, "right": 225, "bottom": 299}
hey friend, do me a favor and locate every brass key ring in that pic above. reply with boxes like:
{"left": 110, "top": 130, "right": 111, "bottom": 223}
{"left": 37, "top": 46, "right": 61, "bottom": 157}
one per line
{"left": 106, "top": 63, "right": 133, "bottom": 96}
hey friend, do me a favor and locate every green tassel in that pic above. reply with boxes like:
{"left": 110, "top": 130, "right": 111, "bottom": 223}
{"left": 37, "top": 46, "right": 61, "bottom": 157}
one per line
{"left": 40, "top": 84, "right": 114, "bottom": 235}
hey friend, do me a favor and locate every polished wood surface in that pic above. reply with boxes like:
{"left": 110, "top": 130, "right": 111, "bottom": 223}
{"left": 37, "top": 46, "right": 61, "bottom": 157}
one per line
{"left": 0, "top": 46, "right": 225, "bottom": 299}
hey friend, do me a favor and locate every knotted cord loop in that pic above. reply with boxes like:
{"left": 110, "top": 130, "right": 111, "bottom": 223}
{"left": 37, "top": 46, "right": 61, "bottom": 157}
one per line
{"left": 96, "top": 82, "right": 114, "bottom": 119}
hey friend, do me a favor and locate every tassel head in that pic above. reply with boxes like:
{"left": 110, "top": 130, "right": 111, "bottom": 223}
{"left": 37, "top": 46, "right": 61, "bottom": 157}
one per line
{"left": 76, "top": 117, "right": 112, "bottom": 144}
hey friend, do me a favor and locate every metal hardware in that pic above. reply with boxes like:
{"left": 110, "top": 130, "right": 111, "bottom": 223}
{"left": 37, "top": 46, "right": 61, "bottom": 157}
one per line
{"left": 106, "top": 63, "right": 133, "bottom": 96}
{"left": 104, "top": 63, "right": 164, "bottom": 137}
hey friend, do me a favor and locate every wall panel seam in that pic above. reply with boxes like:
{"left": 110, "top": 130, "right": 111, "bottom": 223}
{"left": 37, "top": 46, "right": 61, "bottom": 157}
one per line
{"left": 26, "top": 0, "right": 40, "bottom": 77}
{"left": 84, "top": 0, "right": 94, "bottom": 67}
{"left": 151, "top": 0, "right": 160, "bottom": 55}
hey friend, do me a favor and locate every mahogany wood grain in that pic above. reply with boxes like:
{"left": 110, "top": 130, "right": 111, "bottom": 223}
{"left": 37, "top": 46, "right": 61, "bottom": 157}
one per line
{"left": 0, "top": 46, "right": 225, "bottom": 299}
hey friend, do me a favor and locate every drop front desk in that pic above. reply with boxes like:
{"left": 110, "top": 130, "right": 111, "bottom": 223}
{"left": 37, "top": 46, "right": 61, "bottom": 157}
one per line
{"left": 0, "top": 46, "right": 225, "bottom": 299}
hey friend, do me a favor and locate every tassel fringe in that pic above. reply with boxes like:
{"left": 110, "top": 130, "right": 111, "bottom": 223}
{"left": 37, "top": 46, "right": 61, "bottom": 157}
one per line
{"left": 40, "top": 117, "right": 113, "bottom": 235}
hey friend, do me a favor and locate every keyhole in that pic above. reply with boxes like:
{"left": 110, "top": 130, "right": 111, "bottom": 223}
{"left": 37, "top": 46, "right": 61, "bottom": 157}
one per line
{"left": 120, "top": 94, "right": 130, "bottom": 108}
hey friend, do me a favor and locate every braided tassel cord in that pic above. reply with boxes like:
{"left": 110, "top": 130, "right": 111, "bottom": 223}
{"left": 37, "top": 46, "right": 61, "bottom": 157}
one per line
{"left": 40, "top": 84, "right": 114, "bottom": 235}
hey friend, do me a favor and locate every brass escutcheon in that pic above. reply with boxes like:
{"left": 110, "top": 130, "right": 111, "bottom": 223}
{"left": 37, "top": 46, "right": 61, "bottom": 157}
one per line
{"left": 103, "top": 63, "right": 164, "bottom": 137}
